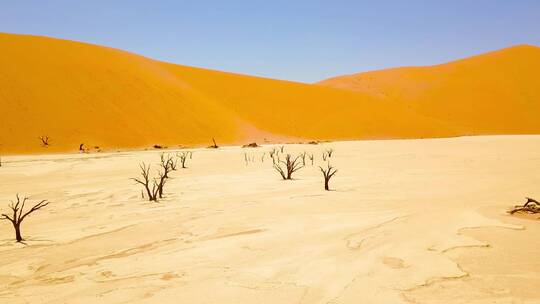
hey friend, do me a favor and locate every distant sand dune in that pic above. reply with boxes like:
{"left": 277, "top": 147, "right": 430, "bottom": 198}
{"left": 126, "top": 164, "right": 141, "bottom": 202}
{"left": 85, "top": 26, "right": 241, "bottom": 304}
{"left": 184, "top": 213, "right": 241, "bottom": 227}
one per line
{"left": 319, "top": 44, "right": 540, "bottom": 137}
{"left": 3, "top": 33, "right": 539, "bottom": 154}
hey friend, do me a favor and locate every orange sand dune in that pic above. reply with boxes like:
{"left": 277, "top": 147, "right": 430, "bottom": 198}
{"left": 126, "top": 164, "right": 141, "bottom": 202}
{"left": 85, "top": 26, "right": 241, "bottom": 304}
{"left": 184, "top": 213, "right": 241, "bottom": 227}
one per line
{"left": 1, "top": 33, "right": 537, "bottom": 154}
{"left": 0, "top": 33, "right": 455, "bottom": 154}
{"left": 319, "top": 45, "right": 540, "bottom": 135}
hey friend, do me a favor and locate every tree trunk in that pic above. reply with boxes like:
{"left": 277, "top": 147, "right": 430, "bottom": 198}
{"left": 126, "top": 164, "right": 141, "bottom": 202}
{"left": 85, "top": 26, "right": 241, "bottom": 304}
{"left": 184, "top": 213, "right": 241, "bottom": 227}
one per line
{"left": 14, "top": 223, "right": 23, "bottom": 242}
{"left": 324, "top": 179, "right": 329, "bottom": 191}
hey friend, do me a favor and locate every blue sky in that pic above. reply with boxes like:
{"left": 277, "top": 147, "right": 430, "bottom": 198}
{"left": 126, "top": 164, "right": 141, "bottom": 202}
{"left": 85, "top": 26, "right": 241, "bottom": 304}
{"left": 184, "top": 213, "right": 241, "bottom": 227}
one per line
{"left": 1, "top": 0, "right": 539, "bottom": 82}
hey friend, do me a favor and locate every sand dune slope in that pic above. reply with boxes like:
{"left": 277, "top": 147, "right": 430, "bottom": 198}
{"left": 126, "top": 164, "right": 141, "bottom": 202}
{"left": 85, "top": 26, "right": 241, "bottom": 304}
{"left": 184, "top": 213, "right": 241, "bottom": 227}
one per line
{"left": 319, "top": 45, "right": 540, "bottom": 134}
{"left": 0, "top": 33, "right": 454, "bottom": 154}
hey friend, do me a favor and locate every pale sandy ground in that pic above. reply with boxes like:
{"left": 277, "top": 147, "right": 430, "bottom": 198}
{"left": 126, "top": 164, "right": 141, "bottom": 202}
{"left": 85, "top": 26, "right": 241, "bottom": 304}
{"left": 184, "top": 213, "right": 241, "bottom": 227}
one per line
{"left": 0, "top": 136, "right": 539, "bottom": 303}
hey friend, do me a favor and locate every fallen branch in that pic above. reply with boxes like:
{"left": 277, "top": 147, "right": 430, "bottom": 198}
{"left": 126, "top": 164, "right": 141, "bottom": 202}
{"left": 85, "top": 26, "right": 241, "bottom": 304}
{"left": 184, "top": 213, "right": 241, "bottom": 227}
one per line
{"left": 508, "top": 197, "right": 540, "bottom": 215}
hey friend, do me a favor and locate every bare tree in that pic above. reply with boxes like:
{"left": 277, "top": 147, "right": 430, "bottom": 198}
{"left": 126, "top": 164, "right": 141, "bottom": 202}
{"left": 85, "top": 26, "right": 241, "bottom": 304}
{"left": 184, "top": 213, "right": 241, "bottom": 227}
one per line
{"left": 300, "top": 152, "right": 307, "bottom": 166}
{"left": 279, "top": 145, "right": 285, "bottom": 153}
{"left": 1, "top": 194, "right": 49, "bottom": 242}
{"left": 319, "top": 163, "right": 338, "bottom": 191}
{"left": 177, "top": 151, "right": 190, "bottom": 168}
{"left": 309, "top": 154, "right": 314, "bottom": 165}
{"left": 326, "top": 148, "right": 334, "bottom": 158}
{"left": 509, "top": 197, "right": 540, "bottom": 215}
{"left": 156, "top": 170, "right": 168, "bottom": 199}
{"left": 322, "top": 152, "right": 328, "bottom": 161}
{"left": 160, "top": 154, "right": 176, "bottom": 176}
{"left": 273, "top": 154, "right": 305, "bottom": 180}
{"left": 209, "top": 138, "right": 219, "bottom": 149}
{"left": 39, "top": 136, "right": 50, "bottom": 147}
{"left": 269, "top": 148, "right": 277, "bottom": 159}
{"left": 132, "top": 163, "right": 159, "bottom": 202}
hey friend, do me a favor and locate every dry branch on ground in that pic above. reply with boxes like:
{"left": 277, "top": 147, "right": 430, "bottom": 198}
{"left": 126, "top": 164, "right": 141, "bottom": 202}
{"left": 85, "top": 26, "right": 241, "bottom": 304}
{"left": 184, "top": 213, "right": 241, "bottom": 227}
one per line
{"left": 509, "top": 197, "right": 540, "bottom": 215}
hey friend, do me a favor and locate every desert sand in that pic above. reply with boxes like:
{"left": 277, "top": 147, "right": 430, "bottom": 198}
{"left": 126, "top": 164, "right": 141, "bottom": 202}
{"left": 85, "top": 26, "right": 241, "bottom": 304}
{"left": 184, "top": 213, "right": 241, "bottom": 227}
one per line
{"left": 1, "top": 33, "right": 539, "bottom": 155}
{"left": 0, "top": 32, "right": 451, "bottom": 155}
{"left": 319, "top": 45, "right": 540, "bottom": 136}
{"left": 0, "top": 135, "right": 538, "bottom": 303}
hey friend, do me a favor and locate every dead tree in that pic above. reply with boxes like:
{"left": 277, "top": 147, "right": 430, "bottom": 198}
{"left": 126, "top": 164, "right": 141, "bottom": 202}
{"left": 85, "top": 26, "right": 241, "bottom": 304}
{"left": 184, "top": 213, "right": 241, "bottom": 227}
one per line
{"left": 326, "top": 148, "right": 334, "bottom": 158}
{"left": 160, "top": 154, "right": 176, "bottom": 176}
{"left": 156, "top": 170, "right": 168, "bottom": 199}
{"left": 132, "top": 163, "right": 159, "bottom": 201}
{"left": 309, "top": 154, "right": 314, "bottom": 165}
{"left": 300, "top": 152, "right": 307, "bottom": 166}
{"left": 157, "top": 156, "right": 174, "bottom": 198}
{"left": 39, "top": 136, "right": 50, "bottom": 147}
{"left": 273, "top": 154, "right": 305, "bottom": 180}
{"left": 177, "top": 151, "right": 190, "bottom": 168}
{"left": 509, "top": 197, "right": 540, "bottom": 215}
{"left": 322, "top": 152, "right": 328, "bottom": 161}
{"left": 269, "top": 148, "right": 277, "bottom": 159}
{"left": 1, "top": 194, "right": 49, "bottom": 242}
{"left": 319, "top": 163, "right": 338, "bottom": 191}
{"left": 209, "top": 138, "right": 218, "bottom": 149}
{"left": 279, "top": 145, "right": 285, "bottom": 153}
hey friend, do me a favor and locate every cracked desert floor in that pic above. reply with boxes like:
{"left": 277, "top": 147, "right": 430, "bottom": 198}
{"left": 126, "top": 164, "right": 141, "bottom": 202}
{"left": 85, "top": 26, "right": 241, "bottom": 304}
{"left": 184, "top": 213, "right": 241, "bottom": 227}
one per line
{"left": 1, "top": 135, "right": 539, "bottom": 303}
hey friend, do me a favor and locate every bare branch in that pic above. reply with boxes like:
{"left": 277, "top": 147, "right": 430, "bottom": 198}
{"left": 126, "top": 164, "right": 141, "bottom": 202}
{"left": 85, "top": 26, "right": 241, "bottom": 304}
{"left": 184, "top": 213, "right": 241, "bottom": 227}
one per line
{"left": 319, "top": 162, "right": 338, "bottom": 191}
{"left": 272, "top": 153, "right": 305, "bottom": 180}
{"left": 1, "top": 194, "right": 49, "bottom": 242}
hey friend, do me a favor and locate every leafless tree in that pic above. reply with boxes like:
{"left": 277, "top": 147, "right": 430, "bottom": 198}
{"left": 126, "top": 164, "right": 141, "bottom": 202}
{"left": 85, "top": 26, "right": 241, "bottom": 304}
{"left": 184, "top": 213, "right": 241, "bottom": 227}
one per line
{"left": 1, "top": 194, "right": 49, "bottom": 242}
{"left": 209, "top": 138, "right": 219, "bottom": 149}
{"left": 177, "top": 151, "right": 190, "bottom": 168}
{"left": 309, "top": 154, "right": 314, "bottom": 165}
{"left": 300, "top": 152, "right": 307, "bottom": 166}
{"left": 509, "top": 197, "right": 540, "bottom": 215}
{"left": 273, "top": 154, "right": 305, "bottom": 180}
{"left": 269, "top": 148, "right": 277, "bottom": 159}
{"left": 322, "top": 152, "right": 328, "bottom": 161}
{"left": 156, "top": 170, "right": 168, "bottom": 199}
{"left": 319, "top": 163, "right": 338, "bottom": 191}
{"left": 39, "top": 136, "right": 50, "bottom": 147}
{"left": 279, "top": 145, "right": 285, "bottom": 153}
{"left": 160, "top": 154, "right": 176, "bottom": 176}
{"left": 132, "top": 161, "right": 170, "bottom": 201}
{"left": 132, "top": 163, "right": 159, "bottom": 202}
{"left": 326, "top": 148, "right": 334, "bottom": 158}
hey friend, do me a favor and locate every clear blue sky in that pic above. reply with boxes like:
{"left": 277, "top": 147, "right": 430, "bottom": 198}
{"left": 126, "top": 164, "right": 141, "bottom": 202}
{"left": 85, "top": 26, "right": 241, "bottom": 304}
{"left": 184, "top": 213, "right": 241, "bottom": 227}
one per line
{"left": 1, "top": 0, "right": 539, "bottom": 82}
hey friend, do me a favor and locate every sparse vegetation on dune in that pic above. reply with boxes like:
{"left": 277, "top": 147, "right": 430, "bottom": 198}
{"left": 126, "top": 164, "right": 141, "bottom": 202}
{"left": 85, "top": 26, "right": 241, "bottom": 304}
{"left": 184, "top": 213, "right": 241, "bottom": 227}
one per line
{"left": 39, "top": 135, "right": 50, "bottom": 147}
{"left": 208, "top": 138, "right": 219, "bottom": 149}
